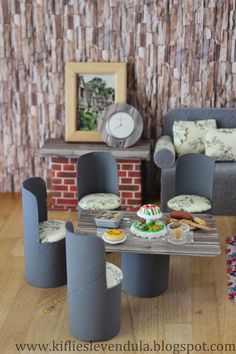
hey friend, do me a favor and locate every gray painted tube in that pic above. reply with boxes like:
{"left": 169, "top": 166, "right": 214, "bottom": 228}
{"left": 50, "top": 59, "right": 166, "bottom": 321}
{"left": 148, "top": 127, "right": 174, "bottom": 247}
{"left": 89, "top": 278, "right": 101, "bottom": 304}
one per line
{"left": 22, "top": 177, "right": 67, "bottom": 288}
{"left": 121, "top": 253, "right": 169, "bottom": 298}
{"left": 65, "top": 222, "right": 121, "bottom": 341}
{"left": 77, "top": 151, "right": 119, "bottom": 201}
{"left": 175, "top": 153, "right": 215, "bottom": 201}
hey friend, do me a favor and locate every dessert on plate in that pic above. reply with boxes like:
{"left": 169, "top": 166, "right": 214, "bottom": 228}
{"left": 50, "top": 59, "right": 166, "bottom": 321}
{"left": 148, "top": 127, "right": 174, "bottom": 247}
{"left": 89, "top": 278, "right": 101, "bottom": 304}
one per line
{"left": 137, "top": 204, "right": 162, "bottom": 220}
{"left": 103, "top": 229, "right": 126, "bottom": 243}
{"left": 131, "top": 204, "right": 167, "bottom": 238}
{"left": 130, "top": 220, "right": 167, "bottom": 238}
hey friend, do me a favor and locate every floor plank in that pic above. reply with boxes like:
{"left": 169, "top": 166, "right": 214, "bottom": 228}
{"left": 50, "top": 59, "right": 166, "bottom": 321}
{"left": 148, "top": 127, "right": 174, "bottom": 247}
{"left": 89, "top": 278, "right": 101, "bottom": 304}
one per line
{"left": 0, "top": 193, "right": 235, "bottom": 354}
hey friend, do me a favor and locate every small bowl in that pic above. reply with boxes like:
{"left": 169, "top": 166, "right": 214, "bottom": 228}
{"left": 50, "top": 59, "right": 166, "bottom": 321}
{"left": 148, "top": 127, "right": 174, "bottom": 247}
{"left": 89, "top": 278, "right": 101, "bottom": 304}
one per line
{"left": 167, "top": 222, "right": 190, "bottom": 241}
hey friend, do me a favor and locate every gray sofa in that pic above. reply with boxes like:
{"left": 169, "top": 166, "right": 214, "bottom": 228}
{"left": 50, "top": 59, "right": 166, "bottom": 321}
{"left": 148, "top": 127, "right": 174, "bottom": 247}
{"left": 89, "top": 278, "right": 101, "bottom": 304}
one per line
{"left": 154, "top": 108, "right": 236, "bottom": 215}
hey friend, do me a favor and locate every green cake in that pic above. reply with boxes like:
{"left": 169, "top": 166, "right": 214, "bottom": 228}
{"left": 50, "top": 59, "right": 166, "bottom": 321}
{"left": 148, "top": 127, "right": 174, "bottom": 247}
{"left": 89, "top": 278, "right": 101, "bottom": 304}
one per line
{"left": 130, "top": 220, "right": 167, "bottom": 239}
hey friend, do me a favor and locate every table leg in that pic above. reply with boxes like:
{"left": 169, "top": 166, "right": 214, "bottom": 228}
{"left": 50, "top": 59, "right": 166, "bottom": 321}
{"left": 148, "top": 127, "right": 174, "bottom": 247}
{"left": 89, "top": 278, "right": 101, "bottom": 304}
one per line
{"left": 121, "top": 253, "right": 169, "bottom": 298}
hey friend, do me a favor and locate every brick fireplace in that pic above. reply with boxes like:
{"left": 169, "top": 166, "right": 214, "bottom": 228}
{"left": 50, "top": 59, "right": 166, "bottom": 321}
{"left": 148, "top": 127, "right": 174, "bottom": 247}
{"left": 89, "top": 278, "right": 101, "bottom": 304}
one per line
{"left": 40, "top": 140, "right": 151, "bottom": 212}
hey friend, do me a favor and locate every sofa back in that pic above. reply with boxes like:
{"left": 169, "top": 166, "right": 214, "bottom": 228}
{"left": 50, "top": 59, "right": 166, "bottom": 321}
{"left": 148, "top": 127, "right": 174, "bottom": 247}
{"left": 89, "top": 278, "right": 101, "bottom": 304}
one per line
{"left": 164, "top": 108, "right": 236, "bottom": 137}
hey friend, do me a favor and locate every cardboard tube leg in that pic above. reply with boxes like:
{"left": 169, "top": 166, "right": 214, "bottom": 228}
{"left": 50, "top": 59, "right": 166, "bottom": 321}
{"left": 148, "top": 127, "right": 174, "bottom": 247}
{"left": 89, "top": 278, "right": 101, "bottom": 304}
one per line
{"left": 121, "top": 253, "right": 169, "bottom": 298}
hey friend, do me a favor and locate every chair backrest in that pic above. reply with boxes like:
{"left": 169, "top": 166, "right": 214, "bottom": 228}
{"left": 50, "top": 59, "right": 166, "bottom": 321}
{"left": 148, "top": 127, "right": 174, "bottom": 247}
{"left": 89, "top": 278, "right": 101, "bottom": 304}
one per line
{"left": 22, "top": 178, "right": 67, "bottom": 287}
{"left": 175, "top": 153, "right": 215, "bottom": 200}
{"left": 22, "top": 177, "right": 47, "bottom": 223}
{"left": 77, "top": 152, "right": 119, "bottom": 200}
{"left": 65, "top": 222, "right": 107, "bottom": 294}
{"left": 164, "top": 108, "right": 236, "bottom": 137}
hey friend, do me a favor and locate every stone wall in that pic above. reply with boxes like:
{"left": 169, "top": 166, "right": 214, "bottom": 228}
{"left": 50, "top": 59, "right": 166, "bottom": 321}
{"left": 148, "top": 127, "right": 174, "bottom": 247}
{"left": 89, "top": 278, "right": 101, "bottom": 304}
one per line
{"left": 0, "top": 0, "right": 236, "bottom": 191}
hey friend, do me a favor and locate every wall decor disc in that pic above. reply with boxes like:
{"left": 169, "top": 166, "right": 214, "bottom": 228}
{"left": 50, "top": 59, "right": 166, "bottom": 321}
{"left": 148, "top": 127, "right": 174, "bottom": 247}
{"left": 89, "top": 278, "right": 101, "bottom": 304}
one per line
{"left": 98, "top": 103, "right": 144, "bottom": 148}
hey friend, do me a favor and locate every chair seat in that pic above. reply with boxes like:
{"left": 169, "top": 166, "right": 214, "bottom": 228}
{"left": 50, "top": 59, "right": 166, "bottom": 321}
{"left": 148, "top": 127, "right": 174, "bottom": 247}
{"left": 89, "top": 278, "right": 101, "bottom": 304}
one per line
{"left": 106, "top": 262, "right": 123, "bottom": 289}
{"left": 39, "top": 220, "right": 66, "bottom": 243}
{"left": 79, "top": 193, "right": 121, "bottom": 211}
{"left": 167, "top": 194, "right": 212, "bottom": 213}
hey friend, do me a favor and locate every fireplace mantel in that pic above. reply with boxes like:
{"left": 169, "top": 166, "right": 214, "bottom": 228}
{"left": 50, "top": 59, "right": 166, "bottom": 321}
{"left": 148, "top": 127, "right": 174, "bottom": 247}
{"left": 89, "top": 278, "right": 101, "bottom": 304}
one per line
{"left": 40, "top": 139, "right": 151, "bottom": 160}
{"left": 39, "top": 139, "right": 152, "bottom": 211}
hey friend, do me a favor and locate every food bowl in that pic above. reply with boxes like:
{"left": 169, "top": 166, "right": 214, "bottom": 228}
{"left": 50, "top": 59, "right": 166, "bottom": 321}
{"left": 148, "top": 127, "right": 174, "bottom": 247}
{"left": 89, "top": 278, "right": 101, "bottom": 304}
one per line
{"left": 167, "top": 222, "right": 190, "bottom": 241}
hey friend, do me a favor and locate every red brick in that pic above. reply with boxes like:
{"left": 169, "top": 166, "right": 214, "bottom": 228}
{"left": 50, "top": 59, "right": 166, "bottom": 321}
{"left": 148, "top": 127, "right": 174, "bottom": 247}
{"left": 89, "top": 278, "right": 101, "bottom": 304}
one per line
{"left": 69, "top": 186, "right": 77, "bottom": 192}
{"left": 121, "top": 164, "right": 133, "bottom": 170}
{"left": 51, "top": 164, "right": 61, "bottom": 171}
{"left": 121, "top": 178, "right": 132, "bottom": 184}
{"left": 134, "top": 178, "right": 142, "bottom": 185}
{"left": 52, "top": 185, "right": 68, "bottom": 191}
{"left": 63, "top": 164, "right": 75, "bottom": 171}
{"left": 126, "top": 206, "right": 140, "bottom": 212}
{"left": 117, "top": 159, "right": 139, "bottom": 163}
{"left": 118, "top": 171, "right": 126, "bottom": 177}
{"left": 52, "top": 192, "right": 62, "bottom": 197}
{"left": 48, "top": 205, "right": 66, "bottom": 210}
{"left": 49, "top": 171, "right": 55, "bottom": 177}
{"left": 134, "top": 192, "right": 142, "bottom": 199}
{"left": 57, "top": 199, "right": 78, "bottom": 205}
{"left": 135, "top": 164, "right": 141, "bottom": 170}
{"left": 51, "top": 157, "right": 69, "bottom": 163}
{"left": 119, "top": 185, "right": 140, "bottom": 191}
{"left": 64, "top": 178, "right": 76, "bottom": 184}
{"left": 128, "top": 171, "right": 141, "bottom": 177}
{"left": 63, "top": 192, "right": 75, "bottom": 198}
{"left": 57, "top": 172, "right": 76, "bottom": 178}
{"left": 127, "top": 199, "right": 142, "bottom": 205}
{"left": 52, "top": 178, "right": 62, "bottom": 184}
{"left": 120, "top": 192, "right": 133, "bottom": 198}
{"left": 70, "top": 158, "right": 78, "bottom": 163}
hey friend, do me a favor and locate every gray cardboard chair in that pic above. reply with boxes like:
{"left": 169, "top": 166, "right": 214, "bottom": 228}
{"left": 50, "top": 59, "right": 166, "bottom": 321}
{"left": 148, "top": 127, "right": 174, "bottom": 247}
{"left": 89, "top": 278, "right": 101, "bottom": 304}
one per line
{"left": 154, "top": 108, "right": 236, "bottom": 215}
{"left": 77, "top": 152, "right": 120, "bottom": 212}
{"left": 167, "top": 153, "right": 215, "bottom": 213}
{"left": 65, "top": 222, "right": 122, "bottom": 341}
{"left": 176, "top": 153, "right": 215, "bottom": 198}
{"left": 22, "top": 177, "right": 67, "bottom": 288}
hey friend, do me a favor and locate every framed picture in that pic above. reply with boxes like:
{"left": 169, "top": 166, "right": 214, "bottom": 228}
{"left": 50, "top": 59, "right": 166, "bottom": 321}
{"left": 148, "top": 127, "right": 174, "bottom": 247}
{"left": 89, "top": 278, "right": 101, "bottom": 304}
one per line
{"left": 65, "top": 62, "right": 127, "bottom": 142}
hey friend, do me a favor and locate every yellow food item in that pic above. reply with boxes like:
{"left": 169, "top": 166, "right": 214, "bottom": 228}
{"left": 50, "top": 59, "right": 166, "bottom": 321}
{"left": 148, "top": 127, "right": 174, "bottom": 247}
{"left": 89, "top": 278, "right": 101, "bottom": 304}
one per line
{"left": 193, "top": 217, "right": 206, "bottom": 226}
{"left": 169, "top": 217, "right": 178, "bottom": 223}
{"left": 149, "top": 225, "right": 161, "bottom": 231}
{"left": 173, "top": 228, "right": 183, "bottom": 239}
{"left": 104, "top": 229, "right": 125, "bottom": 242}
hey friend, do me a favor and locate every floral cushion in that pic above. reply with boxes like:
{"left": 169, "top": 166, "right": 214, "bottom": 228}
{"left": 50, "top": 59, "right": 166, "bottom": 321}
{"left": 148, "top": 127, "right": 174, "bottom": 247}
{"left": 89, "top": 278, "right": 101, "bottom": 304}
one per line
{"left": 79, "top": 193, "right": 121, "bottom": 210}
{"left": 205, "top": 128, "right": 236, "bottom": 161}
{"left": 106, "top": 262, "right": 123, "bottom": 289}
{"left": 167, "top": 195, "right": 212, "bottom": 213}
{"left": 39, "top": 220, "right": 66, "bottom": 243}
{"left": 173, "top": 120, "right": 217, "bottom": 154}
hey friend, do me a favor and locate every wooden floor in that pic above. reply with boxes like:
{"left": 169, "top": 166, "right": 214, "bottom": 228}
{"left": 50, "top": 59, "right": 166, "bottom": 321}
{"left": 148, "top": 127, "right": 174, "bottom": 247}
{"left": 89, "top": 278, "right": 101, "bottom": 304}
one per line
{"left": 0, "top": 193, "right": 236, "bottom": 354}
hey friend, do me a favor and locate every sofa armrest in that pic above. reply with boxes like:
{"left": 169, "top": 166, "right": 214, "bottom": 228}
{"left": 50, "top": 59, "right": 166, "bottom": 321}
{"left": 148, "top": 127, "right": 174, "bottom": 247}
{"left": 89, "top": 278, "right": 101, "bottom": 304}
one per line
{"left": 153, "top": 135, "right": 176, "bottom": 168}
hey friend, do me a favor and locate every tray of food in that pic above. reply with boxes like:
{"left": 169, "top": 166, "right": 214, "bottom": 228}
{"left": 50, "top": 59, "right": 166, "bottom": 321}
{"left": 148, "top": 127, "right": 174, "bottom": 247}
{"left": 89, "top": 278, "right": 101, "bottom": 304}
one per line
{"left": 167, "top": 211, "right": 212, "bottom": 231}
{"left": 94, "top": 211, "right": 124, "bottom": 228}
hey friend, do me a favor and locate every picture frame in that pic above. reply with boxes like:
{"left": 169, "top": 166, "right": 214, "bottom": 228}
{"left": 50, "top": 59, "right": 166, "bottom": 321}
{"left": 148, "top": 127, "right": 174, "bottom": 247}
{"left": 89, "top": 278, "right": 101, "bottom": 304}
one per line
{"left": 65, "top": 62, "right": 127, "bottom": 142}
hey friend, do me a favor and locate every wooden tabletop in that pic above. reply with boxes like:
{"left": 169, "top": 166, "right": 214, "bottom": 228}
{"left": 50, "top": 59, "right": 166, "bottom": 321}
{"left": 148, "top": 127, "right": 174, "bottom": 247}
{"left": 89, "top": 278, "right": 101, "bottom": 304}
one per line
{"left": 77, "top": 211, "right": 221, "bottom": 257}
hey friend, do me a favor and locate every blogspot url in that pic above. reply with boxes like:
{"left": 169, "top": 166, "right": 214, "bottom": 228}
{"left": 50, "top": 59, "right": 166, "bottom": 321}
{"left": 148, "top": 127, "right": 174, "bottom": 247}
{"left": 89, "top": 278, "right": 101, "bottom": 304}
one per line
{"left": 15, "top": 340, "right": 236, "bottom": 353}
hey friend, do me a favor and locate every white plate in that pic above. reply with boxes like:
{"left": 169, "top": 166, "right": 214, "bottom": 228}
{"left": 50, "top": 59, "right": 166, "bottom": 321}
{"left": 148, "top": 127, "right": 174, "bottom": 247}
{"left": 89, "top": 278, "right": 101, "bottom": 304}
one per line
{"left": 102, "top": 234, "right": 127, "bottom": 245}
